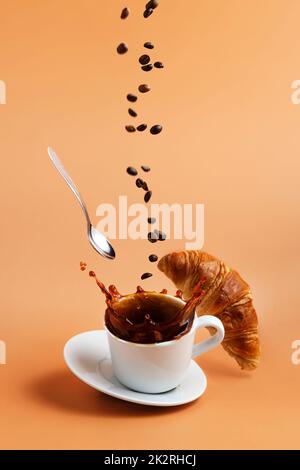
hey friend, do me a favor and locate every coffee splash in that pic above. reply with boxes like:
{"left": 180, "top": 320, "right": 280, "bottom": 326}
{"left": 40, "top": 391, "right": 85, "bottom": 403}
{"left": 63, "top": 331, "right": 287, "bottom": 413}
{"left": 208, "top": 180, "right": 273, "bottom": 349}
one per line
{"left": 83, "top": 265, "right": 206, "bottom": 344}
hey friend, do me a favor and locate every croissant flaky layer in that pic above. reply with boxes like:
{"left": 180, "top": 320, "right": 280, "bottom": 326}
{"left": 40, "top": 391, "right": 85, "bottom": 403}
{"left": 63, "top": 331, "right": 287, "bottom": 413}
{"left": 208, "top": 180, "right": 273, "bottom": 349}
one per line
{"left": 158, "top": 251, "right": 260, "bottom": 370}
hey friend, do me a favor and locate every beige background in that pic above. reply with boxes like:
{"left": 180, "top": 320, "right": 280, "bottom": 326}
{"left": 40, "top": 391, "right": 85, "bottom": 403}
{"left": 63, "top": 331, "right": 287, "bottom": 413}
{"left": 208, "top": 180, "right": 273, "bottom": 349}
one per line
{"left": 0, "top": 0, "right": 300, "bottom": 449}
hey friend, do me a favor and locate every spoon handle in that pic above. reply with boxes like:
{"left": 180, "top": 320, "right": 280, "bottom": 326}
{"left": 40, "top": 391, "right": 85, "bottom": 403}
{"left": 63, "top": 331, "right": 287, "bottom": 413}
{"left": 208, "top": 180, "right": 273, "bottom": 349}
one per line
{"left": 48, "top": 147, "right": 91, "bottom": 227}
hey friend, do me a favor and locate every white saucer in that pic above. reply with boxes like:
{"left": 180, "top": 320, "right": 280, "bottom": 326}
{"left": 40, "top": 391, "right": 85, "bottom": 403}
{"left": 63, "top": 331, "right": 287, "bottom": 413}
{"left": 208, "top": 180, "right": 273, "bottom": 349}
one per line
{"left": 64, "top": 330, "right": 207, "bottom": 407}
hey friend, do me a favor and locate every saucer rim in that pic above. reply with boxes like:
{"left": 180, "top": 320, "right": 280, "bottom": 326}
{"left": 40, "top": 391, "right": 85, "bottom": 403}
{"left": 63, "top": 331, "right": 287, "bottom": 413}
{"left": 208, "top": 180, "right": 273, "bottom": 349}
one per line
{"left": 64, "top": 330, "right": 207, "bottom": 407}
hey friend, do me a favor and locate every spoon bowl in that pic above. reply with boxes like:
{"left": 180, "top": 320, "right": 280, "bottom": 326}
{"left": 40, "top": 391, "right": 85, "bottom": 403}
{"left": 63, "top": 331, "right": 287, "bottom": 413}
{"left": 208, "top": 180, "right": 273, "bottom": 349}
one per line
{"left": 48, "top": 147, "right": 115, "bottom": 260}
{"left": 89, "top": 225, "right": 115, "bottom": 259}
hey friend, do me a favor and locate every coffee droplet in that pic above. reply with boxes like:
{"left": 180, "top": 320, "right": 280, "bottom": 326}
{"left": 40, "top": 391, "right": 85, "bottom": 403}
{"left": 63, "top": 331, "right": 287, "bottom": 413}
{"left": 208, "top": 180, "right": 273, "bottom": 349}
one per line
{"left": 150, "top": 125, "right": 162, "bottom": 135}
{"left": 139, "top": 54, "right": 151, "bottom": 65}
{"left": 80, "top": 261, "right": 87, "bottom": 271}
{"left": 127, "top": 93, "right": 137, "bottom": 102}
{"left": 127, "top": 166, "right": 138, "bottom": 176}
{"left": 128, "top": 108, "right": 137, "bottom": 117}
{"left": 120, "top": 7, "right": 130, "bottom": 19}
{"left": 117, "top": 43, "right": 128, "bottom": 54}
{"left": 125, "top": 125, "right": 136, "bottom": 133}
{"left": 137, "top": 124, "right": 147, "bottom": 132}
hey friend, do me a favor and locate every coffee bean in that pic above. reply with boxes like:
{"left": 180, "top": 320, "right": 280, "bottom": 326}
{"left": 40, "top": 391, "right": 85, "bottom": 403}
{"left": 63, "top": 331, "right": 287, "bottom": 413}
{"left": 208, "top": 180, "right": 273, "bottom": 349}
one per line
{"left": 128, "top": 108, "right": 137, "bottom": 117}
{"left": 117, "top": 42, "right": 128, "bottom": 54}
{"left": 125, "top": 125, "right": 136, "bottom": 133}
{"left": 136, "top": 178, "right": 144, "bottom": 188}
{"left": 143, "top": 8, "right": 153, "bottom": 18}
{"left": 146, "top": 0, "right": 159, "bottom": 9}
{"left": 155, "top": 229, "right": 166, "bottom": 241}
{"left": 141, "top": 165, "right": 151, "bottom": 172}
{"left": 149, "top": 254, "right": 158, "bottom": 262}
{"left": 144, "top": 191, "right": 152, "bottom": 203}
{"left": 147, "top": 217, "right": 156, "bottom": 224}
{"left": 127, "top": 166, "right": 138, "bottom": 176}
{"left": 127, "top": 93, "right": 137, "bottom": 102}
{"left": 141, "top": 64, "right": 153, "bottom": 72}
{"left": 137, "top": 124, "right": 147, "bottom": 132}
{"left": 142, "top": 181, "right": 149, "bottom": 191}
{"left": 138, "top": 84, "right": 151, "bottom": 93}
{"left": 150, "top": 124, "right": 162, "bottom": 135}
{"left": 141, "top": 272, "right": 153, "bottom": 280}
{"left": 120, "top": 7, "right": 130, "bottom": 19}
{"left": 144, "top": 42, "right": 154, "bottom": 49}
{"left": 148, "top": 231, "right": 158, "bottom": 243}
{"left": 154, "top": 61, "right": 164, "bottom": 69}
{"left": 139, "top": 54, "right": 151, "bottom": 65}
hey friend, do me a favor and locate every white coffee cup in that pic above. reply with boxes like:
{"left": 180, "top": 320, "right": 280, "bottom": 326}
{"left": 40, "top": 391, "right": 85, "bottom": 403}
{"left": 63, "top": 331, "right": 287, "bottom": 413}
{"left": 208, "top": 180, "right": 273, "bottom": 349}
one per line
{"left": 105, "top": 295, "right": 225, "bottom": 394}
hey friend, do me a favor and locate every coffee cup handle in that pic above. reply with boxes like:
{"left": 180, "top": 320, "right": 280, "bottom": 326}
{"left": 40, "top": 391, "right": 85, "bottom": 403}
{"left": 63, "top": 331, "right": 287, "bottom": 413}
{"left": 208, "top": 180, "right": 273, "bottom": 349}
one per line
{"left": 192, "top": 315, "right": 225, "bottom": 358}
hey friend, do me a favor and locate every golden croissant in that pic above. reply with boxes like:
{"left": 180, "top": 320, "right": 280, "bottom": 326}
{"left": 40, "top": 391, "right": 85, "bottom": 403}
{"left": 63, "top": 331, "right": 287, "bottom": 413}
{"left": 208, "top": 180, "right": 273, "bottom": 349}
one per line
{"left": 158, "top": 251, "right": 260, "bottom": 370}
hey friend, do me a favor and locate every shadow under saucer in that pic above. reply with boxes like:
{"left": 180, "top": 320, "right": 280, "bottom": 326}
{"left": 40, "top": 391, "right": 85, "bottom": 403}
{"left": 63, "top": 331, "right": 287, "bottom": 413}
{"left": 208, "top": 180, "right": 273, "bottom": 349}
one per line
{"left": 25, "top": 369, "right": 197, "bottom": 417}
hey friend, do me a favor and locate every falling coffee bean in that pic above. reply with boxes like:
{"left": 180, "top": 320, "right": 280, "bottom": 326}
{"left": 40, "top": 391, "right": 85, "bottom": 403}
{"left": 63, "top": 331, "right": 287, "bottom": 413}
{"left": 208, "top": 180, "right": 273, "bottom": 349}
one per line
{"left": 141, "top": 64, "right": 153, "bottom": 72}
{"left": 128, "top": 108, "right": 137, "bottom": 117}
{"left": 117, "top": 42, "right": 128, "bottom": 54}
{"left": 146, "top": 0, "right": 159, "bottom": 9}
{"left": 155, "top": 229, "right": 166, "bottom": 241}
{"left": 147, "top": 231, "right": 158, "bottom": 243}
{"left": 127, "top": 166, "right": 138, "bottom": 176}
{"left": 142, "top": 181, "right": 149, "bottom": 191}
{"left": 136, "top": 178, "right": 144, "bottom": 188}
{"left": 147, "top": 217, "right": 156, "bottom": 224}
{"left": 144, "top": 191, "right": 152, "bottom": 203}
{"left": 150, "top": 124, "right": 162, "bottom": 135}
{"left": 149, "top": 254, "right": 158, "bottom": 262}
{"left": 141, "top": 165, "right": 150, "bottom": 172}
{"left": 154, "top": 61, "right": 164, "bottom": 69}
{"left": 137, "top": 124, "right": 147, "bottom": 132}
{"left": 141, "top": 272, "right": 153, "bottom": 280}
{"left": 144, "top": 41, "right": 154, "bottom": 50}
{"left": 120, "top": 7, "right": 130, "bottom": 19}
{"left": 125, "top": 125, "right": 136, "bottom": 133}
{"left": 127, "top": 93, "right": 137, "bottom": 103}
{"left": 138, "top": 84, "right": 151, "bottom": 93}
{"left": 139, "top": 54, "right": 151, "bottom": 65}
{"left": 143, "top": 8, "right": 153, "bottom": 18}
